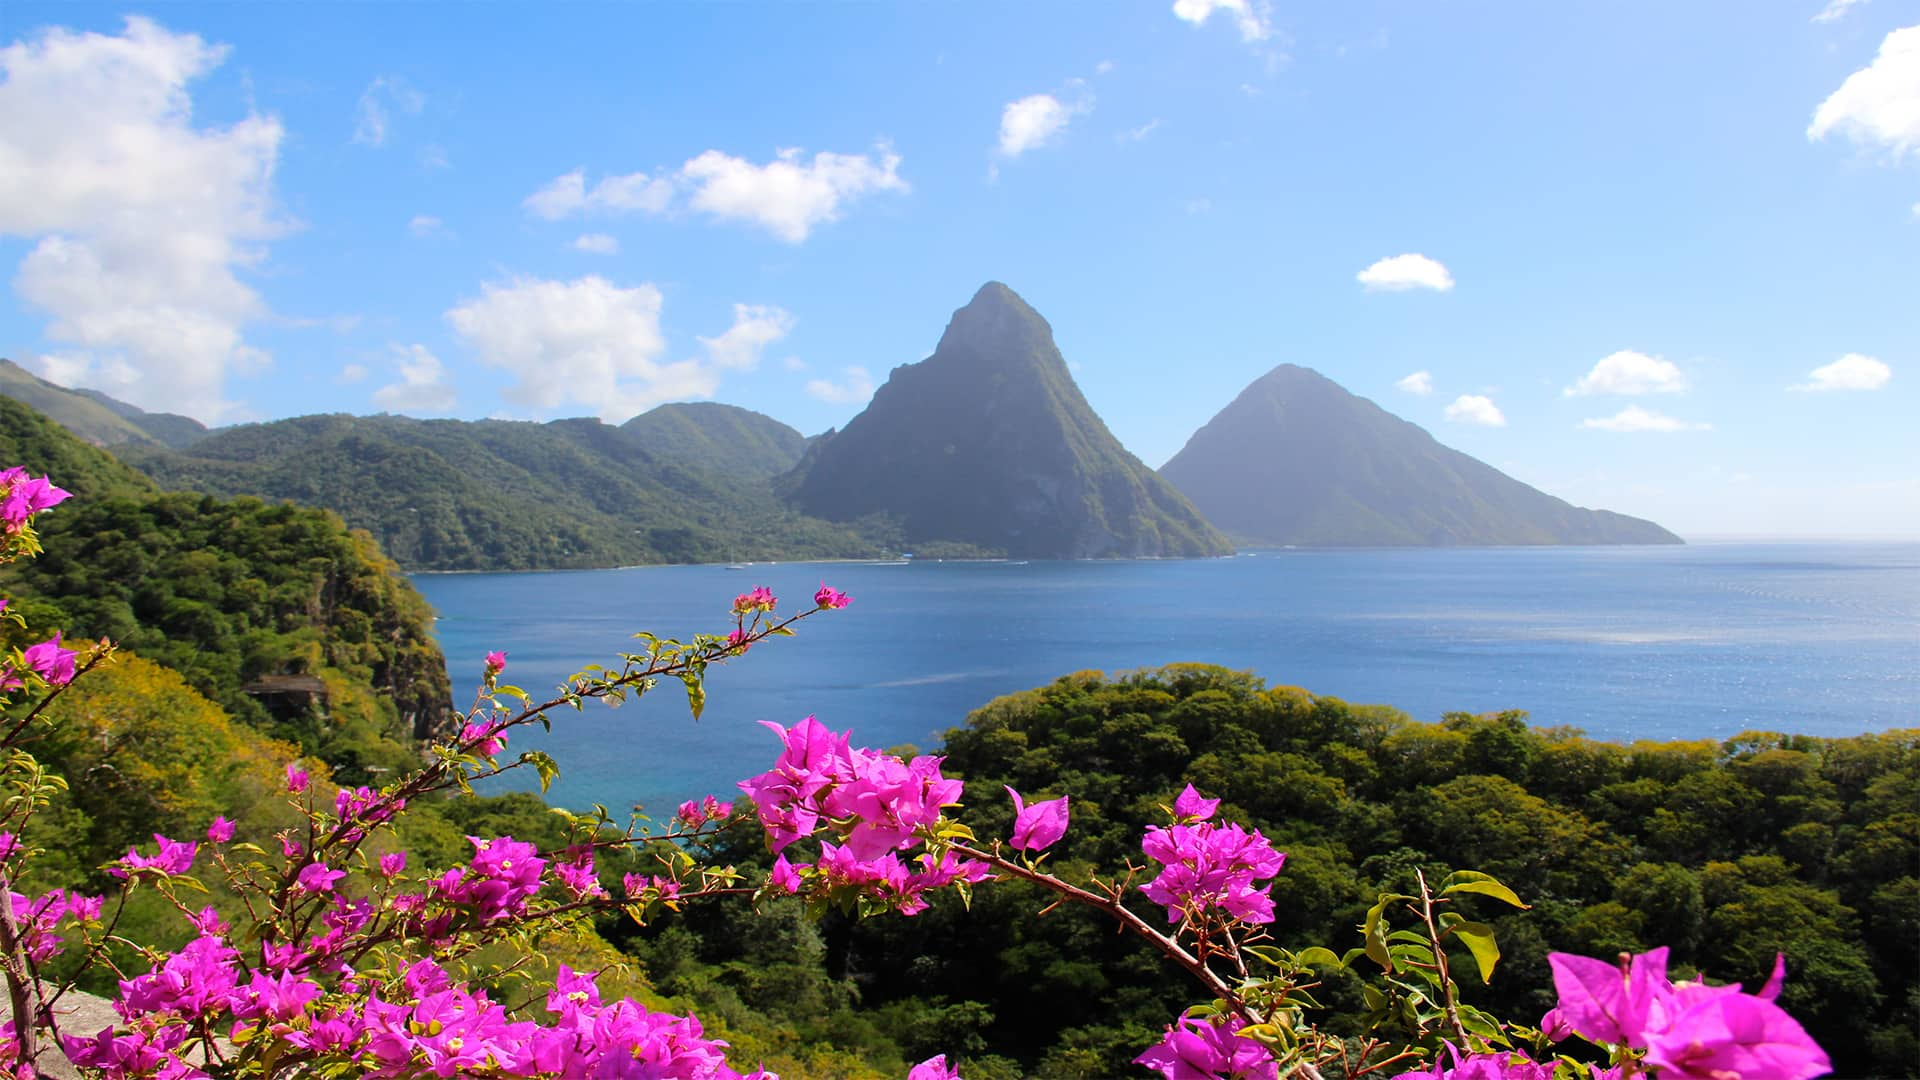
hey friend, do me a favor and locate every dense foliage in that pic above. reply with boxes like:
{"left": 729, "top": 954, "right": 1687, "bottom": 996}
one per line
{"left": 767, "top": 667, "right": 1908, "bottom": 1077}
{"left": 5, "top": 492, "right": 452, "bottom": 781}
{"left": 116, "top": 412, "right": 889, "bottom": 571}
{"left": 620, "top": 403, "right": 811, "bottom": 480}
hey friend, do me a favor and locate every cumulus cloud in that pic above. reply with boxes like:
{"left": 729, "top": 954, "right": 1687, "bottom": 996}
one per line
{"left": 697, "top": 304, "right": 793, "bottom": 371}
{"left": 524, "top": 168, "right": 674, "bottom": 220}
{"left": 1171, "top": 0, "right": 1273, "bottom": 43}
{"left": 571, "top": 232, "right": 619, "bottom": 255}
{"left": 408, "top": 214, "right": 444, "bottom": 238}
{"left": 1813, "top": 0, "right": 1869, "bottom": 23}
{"left": 1564, "top": 350, "right": 1689, "bottom": 396}
{"left": 1579, "top": 406, "right": 1710, "bottom": 433}
{"left": 1444, "top": 394, "right": 1505, "bottom": 427}
{"left": 338, "top": 363, "right": 368, "bottom": 384}
{"left": 1794, "top": 352, "right": 1892, "bottom": 391}
{"left": 1357, "top": 254, "right": 1455, "bottom": 292}
{"left": 681, "top": 146, "right": 906, "bottom": 242}
{"left": 353, "top": 75, "right": 424, "bottom": 148}
{"left": 372, "top": 344, "right": 456, "bottom": 412}
{"left": 1396, "top": 371, "right": 1433, "bottom": 395}
{"left": 0, "top": 16, "right": 284, "bottom": 422}
{"left": 1809, "top": 25, "right": 1920, "bottom": 159}
{"left": 806, "top": 366, "right": 875, "bottom": 405}
{"left": 446, "top": 276, "right": 790, "bottom": 420}
{"left": 998, "top": 93, "right": 1087, "bottom": 158}
{"left": 524, "top": 146, "right": 907, "bottom": 244}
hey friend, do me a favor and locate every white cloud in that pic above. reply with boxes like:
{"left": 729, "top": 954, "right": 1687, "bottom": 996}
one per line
{"left": 523, "top": 146, "right": 905, "bottom": 243}
{"left": 352, "top": 75, "right": 424, "bottom": 148}
{"left": 1564, "top": 350, "right": 1689, "bottom": 396}
{"left": 372, "top": 344, "right": 455, "bottom": 412}
{"left": 1444, "top": 394, "right": 1506, "bottom": 427}
{"left": 1396, "top": 371, "right": 1433, "bottom": 395}
{"left": 0, "top": 17, "right": 284, "bottom": 422}
{"left": 697, "top": 304, "right": 793, "bottom": 371}
{"left": 571, "top": 232, "right": 619, "bottom": 255}
{"left": 1172, "top": 0, "right": 1272, "bottom": 43}
{"left": 445, "top": 275, "right": 774, "bottom": 421}
{"left": 1096, "top": 60, "right": 1116, "bottom": 75}
{"left": 338, "top": 363, "right": 368, "bottom": 384}
{"left": 408, "top": 214, "right": 444, "bottom": 238}
{"left": 1118, "top": 119, "right": 1161, "bottom": 143}
{"left": 1357, "top": 253, "right": 1455, "bottom": 292}
{"left": 1579, "top": 406, "right": 1710, "bottom": 433}
{"left": 998, "top": 93, "right": 1087, "bottom": 158}
{"left": 806, "top": 366, "right": 875, "bottom": 405}
{"left": 679, "top": 145, "right": 907, "bottom": 243}
{"left": 1793, "top": 352, "right": 1892, "bottom": 391}
{"left": 523, "top": 168, "right": 675, "bottom": 220}
{"left": 783, "top": 356, "right": 807, "bottom": 372}
{"left": 1813, "top": 0, "right": 1869, "bottom": 23}
{"left": 1809, "top": 25, "right": 1920, "bottom": 159}
{"left": 1185, "top": 197, "right": 1213, "bottom": 214}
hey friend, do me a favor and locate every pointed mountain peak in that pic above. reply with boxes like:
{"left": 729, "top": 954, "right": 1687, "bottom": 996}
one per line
{"left": 933, "top": 281, "right": 1057, "bottom": 364}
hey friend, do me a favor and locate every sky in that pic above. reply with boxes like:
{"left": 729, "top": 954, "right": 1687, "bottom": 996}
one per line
{"left": 0, "top": 2, "right": 1915, "bottom": 539}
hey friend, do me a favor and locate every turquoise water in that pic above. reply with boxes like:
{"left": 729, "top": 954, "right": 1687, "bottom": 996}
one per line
{"left": 412, "top": 543, "right": 1919, "bottom": 814}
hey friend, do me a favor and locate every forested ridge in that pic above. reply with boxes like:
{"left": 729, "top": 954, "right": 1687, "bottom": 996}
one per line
{"left": 644, "top": 667, "right": 1918, "bottom": 1078}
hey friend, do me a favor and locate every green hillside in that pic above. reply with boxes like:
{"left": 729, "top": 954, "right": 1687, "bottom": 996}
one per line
{"left": 622, "top": 401, "right": 811, "bottom": 479}
{"left": 119, "top": 412, "right": 888, "bottom": 570}
{"left": 0, "top": 357, "right": 207, "bottom": 448}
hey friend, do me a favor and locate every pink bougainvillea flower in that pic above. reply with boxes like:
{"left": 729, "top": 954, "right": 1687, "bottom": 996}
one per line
{"left": 484, "top": 649, "right": 507, "bottom": 674}
{"left": 206, "top": 817, "right": 235, "bottom": 843}
{"left": 295, "top": 862, "right": 346, "bottom": 894}
{"left": 1391, "top": 1046, "right": 1556, "bottom": 1080}
{"left": 908, "top": 1054, "right": 963, "bottom": 1080}
{"left": 1005, "top": 786, "right": 1069, "bottom": 852}
{"left": 1644, "top": 991, "right": 1830, "bottom": 1080}
{"left": 732, "top": 585, "right": 777, "bottom": 616}
{"left": 285, "top": 762, "right": 310, "bottom": 794}
{"left": 1172, "top": 783, "right": 1221, "bottom": 823}
{"left": 814, "top": 583, "right": 852, "bottom": 609}
{"left": 379, "top": 851, "right": 407, "bottom": 878}
{"left": 21, "top": 632, "right": 78, "bottom": 687}
{"left": 1135, "top": 1014, "right": 1278, "bottom": 1080}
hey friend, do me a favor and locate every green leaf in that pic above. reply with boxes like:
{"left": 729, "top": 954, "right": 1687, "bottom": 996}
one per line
{"left": 1442, "top": 871, "right": 1530, "bottom": 909}
{"left": 1450, "top": 920, "right": 1502, "bottom": 981}
{"left": 1362, "top": 896, "right": 1395, "bottom": 972}
{"left": 680, "top": 673, "right": 705, "bottom": 721}
{"left": 1292, "top": 946, "right": 1345, "bottom": 969}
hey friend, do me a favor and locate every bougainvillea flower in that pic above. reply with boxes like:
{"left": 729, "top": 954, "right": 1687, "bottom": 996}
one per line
{"left": 1005, "top": 786, "right": 1069, "bottom": 851}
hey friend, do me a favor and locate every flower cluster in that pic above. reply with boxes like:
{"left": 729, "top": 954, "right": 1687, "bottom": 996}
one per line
{"left": 1543, "top": 947, "right": 1830, "bottom": 1080}
{"left": 1139, "top": 784, "right": 1286, "bottom": 925}
{"left": 1135, "top": 1014, "right": 1277, "bottom": 1080}
{"left": 0, "top": 466, "right": 69, "bottom": 532}
{"left": 432, "top": 836, "right": 548, "bottom": 923}
{"left": 3, "top": 631, "right": 80, "bottom": 690}
{"left": 676, "top": 794, "right": 734, "bottom": 828}
{"left": 738, "top": 716, "right": 991, "bottom": 914}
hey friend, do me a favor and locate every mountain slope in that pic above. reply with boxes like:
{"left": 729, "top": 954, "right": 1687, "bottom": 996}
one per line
{"left": 621, "top": 402, "right": 809, "bottom": 479}
{"left": 783, "top": 283, "right": 1233, "bottom": 559}
{"left": 119, "top": 413, "right": 885, "bottom": 570}
{"left": 0, "top": 358, "right": 207, "bottom": 447}
{"left": 1160, "top": 364, "right": 1681, "bottom": 546}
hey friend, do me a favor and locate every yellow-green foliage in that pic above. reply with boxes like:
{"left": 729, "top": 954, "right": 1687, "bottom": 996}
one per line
{"left": 36, "top": 654, "right": 305, "bottom": 877}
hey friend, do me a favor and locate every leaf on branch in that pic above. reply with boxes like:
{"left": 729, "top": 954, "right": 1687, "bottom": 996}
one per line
{"left": 1449, "top": 920, "right": 1502, "bottom": 981}
{"left": 1441, "top": 871, "right": 1530, "bottom": 909}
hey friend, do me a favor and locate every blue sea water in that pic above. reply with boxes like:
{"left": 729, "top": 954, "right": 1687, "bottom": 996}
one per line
{"left": 411, "top": 543, "right": 1919, "bottom": 815}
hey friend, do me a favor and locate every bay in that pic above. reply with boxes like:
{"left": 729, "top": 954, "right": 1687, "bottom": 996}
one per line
{"left": 412, "top": 542, "right": 1919, "bottom": 815}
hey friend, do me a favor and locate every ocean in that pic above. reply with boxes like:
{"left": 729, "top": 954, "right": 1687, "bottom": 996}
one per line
{"left": 412, "top": 543, "right": 1919, "bottom": 814}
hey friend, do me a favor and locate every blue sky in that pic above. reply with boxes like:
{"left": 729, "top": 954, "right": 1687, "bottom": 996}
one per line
{"left": 0, "top": 2, "right": 1915, "bottom": 538}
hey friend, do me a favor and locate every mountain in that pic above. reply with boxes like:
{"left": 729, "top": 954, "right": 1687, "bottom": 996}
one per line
{"left": 1159, "top": 364, "right": 1682, "bottom": 546}
{"left": 782, "top": 283, "right": 1233, "bottom": 559}
{"left": 117, "top": 413, "right": 885, "bottom": 571}
{"left": 621, "top": 402, "right": 809, "bottom": 479}
{"left": 0, "top": 358, "right": 207, "bottom": 448}
{"left": 0, "top": 396, "right": 159, "bottom": 502}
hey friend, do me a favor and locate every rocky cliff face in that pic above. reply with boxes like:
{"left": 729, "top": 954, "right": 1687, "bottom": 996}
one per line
{"left": 783, "top": 283, "right": 1233, "bottom": 559}
{"left": 1160, "top": 363, "right": 1682, "bottom": 546}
